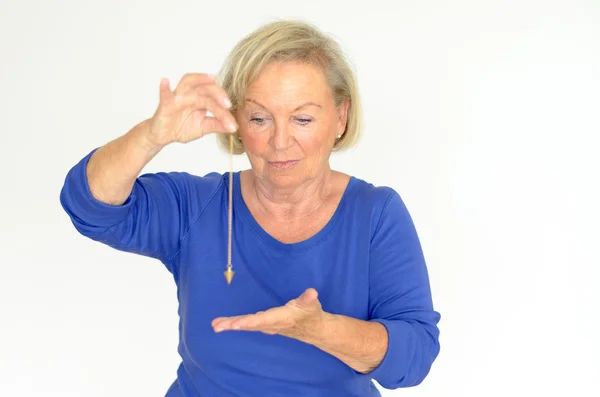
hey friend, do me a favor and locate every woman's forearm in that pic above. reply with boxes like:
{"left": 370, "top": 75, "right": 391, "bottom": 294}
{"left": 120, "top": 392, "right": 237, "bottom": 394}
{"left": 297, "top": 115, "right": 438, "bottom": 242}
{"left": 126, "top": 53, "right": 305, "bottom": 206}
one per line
{"left": 304, "top": 313, "right": 388, "bottom": 374}
{"left": 86, "top": 119, "right": 163, "bottom": 205}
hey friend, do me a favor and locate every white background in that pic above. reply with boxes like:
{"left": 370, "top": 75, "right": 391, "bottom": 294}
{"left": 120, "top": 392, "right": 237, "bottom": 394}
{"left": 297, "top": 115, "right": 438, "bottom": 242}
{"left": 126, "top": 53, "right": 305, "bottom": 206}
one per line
{"left": 1, "top": 0, "right": 599, "bottom": 396}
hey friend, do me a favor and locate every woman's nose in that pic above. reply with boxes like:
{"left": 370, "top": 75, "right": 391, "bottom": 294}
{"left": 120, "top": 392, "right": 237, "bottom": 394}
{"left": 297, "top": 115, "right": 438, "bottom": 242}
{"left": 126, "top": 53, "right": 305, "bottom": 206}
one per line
{"left": 272, "top": 120, "right": 293, "bottom": 150}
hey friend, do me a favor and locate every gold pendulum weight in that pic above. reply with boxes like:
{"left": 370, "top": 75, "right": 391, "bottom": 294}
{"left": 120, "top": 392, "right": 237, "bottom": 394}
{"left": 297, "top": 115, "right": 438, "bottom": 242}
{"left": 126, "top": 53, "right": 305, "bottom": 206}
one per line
{"left": 224, "top": 134, "right": 235, "bottom": 284}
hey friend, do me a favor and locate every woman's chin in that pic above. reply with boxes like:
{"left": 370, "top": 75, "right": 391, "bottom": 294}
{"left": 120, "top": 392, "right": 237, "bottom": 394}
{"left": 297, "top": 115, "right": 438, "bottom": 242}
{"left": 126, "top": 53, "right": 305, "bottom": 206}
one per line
{"left": 262, "top": 169, "right": 308, "bottom": 189}
{"left": 265, "top": 173, "right": 301, "bottom": 187}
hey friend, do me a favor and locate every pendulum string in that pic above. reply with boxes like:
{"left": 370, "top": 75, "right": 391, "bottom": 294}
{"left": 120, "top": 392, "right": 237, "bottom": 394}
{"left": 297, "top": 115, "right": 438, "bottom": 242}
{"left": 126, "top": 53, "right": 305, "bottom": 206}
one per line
{"left": 224, "top": 134, "right": 235, "bottom": 284}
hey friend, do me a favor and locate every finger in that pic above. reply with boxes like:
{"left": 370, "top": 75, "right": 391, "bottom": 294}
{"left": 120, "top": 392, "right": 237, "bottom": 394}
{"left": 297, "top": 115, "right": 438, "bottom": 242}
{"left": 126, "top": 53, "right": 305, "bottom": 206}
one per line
{"left": 174, "top": 87, "right": 237, "bottom": 132}
{"left": 212, "top": 315, "right": 244, "bottom": 327}
{"left": 213, "top": 320, "right": 233, "bottom": 332}
{"left": 215, "top": 311, "right": 269, "bottom": 332}
{"left": 175, "top": 73, "right": 217, "bottom": 94}
{"left": 159, "top": 78, "right": 174, "bottom": 104}
{"left": 297, "top": 288, "right": 319, "bottom": 306}
{"left": 228, "top": 317, "right": 260, "bottom": 331}
{"left": 212, "top": 315, "right": 248, "bottom": 331}
{"left": 263, "top": 306, "right": 292, "bottom": 324}
{"left": 194, "top": 95, "right": 237, "bottom": 133}
{"left": 184, "top": 82, "right": 232, "bottom": 111}
{"left": 233, "top": 307, "right": 289, "bottom": 330}
{"left": 201, "top": 116, "right": 235, "bottom": 135}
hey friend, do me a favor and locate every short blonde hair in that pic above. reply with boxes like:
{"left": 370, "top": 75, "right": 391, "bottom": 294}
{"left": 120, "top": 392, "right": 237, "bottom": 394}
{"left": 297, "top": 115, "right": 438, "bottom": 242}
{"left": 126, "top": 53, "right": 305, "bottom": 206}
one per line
{"left": 216, "top": 19, "right": 362, "bottom": 154}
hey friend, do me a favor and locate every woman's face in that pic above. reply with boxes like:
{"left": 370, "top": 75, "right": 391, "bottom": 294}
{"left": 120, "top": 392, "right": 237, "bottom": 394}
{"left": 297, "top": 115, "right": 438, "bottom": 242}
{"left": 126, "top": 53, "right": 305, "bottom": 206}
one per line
{"left": 236, "top": 61, "right": 348, "bottom": 189}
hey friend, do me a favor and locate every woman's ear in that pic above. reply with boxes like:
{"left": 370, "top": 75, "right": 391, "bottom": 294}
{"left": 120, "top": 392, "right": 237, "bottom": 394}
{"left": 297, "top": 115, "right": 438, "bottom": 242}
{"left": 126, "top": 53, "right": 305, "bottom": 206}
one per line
{"left": 336, "top": 99, "right": 350, "bottom": 136}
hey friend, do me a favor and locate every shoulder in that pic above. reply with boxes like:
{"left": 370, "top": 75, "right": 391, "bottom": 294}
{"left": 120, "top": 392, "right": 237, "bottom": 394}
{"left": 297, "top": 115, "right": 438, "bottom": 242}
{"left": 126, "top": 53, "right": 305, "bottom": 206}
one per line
{"left": 138, "top": 170, "right": 225, "bottom": 195}
{"left": 155, "top": 170, "right": 225, "bottom": 189}
{"left": 136, "top": 170, "right": 227, "bottom": 215}
{"left": 344, "top": 175, "right": 409, "bottom": 236}
{"left": 346, "top": 175, "right": 402, "bottom": 212}
{"left": 139, "top": 169, "right": 225, "bottom": 186}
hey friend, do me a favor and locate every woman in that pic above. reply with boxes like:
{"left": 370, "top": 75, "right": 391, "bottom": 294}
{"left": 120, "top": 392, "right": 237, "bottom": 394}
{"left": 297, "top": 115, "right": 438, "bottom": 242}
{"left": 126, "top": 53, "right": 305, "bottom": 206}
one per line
{"left": 60, "top": 20, "right": 440, "bottom": 397}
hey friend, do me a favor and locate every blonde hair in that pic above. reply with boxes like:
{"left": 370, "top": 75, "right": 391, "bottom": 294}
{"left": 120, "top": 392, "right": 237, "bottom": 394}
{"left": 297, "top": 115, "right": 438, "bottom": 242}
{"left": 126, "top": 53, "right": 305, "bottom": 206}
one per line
{"left": 216, "top": 19, "right": 362, "bottom": 154}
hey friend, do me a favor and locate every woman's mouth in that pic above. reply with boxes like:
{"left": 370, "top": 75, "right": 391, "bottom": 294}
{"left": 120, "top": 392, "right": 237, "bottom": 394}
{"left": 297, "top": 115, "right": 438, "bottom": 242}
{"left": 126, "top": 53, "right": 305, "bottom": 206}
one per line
{"left": 267, "top": 160, "right": 299, "bottom": 170}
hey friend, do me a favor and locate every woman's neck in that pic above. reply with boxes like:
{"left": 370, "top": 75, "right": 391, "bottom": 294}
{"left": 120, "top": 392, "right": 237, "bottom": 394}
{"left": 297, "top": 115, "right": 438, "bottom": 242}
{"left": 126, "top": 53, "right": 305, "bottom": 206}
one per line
{"left": 242, "top": 167, "right": 336, "bottom": 222}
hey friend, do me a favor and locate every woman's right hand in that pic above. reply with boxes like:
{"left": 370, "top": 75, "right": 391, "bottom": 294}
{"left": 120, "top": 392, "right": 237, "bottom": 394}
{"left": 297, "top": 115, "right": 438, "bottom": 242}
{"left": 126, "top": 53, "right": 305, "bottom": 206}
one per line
{"left": 145, "top": 73, "right": 238, "bottom": 148}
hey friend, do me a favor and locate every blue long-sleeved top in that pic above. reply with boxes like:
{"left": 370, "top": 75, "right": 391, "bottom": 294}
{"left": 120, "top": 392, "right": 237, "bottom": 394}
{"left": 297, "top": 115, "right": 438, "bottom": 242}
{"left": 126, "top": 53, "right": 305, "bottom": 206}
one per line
{"left": 59, "top": 149, "right": 441, "bottom": 397}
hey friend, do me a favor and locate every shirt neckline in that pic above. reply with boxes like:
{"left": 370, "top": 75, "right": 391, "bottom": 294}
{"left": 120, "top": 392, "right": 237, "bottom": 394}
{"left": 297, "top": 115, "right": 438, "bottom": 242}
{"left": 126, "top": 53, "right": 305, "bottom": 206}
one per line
{"left": 230, "top": 171, "right": 356, "bottom": 253}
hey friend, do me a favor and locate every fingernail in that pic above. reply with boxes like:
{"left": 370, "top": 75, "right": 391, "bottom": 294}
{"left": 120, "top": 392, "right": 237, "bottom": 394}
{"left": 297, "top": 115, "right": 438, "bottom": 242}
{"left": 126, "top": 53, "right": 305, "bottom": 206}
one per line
{"left": 215, "top": 327, "right": 223, "bottom": 333}
{"left": 223, "top": 98, "right": 232, "bottom": 108}
{"left": 228, "top": 122, "right": 237, "bottom": 132}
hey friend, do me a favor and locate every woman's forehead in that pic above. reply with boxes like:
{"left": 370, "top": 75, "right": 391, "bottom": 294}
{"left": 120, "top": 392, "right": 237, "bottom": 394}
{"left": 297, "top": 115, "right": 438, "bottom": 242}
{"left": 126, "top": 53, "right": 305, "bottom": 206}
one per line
{"left": 244, "top": 64, "right": 330, "bottom": 108}
{"left": 243, "top": 97, "right": 323, "bottom": 112}
{"left": 251, "top": 62, "right": 326, "bottom": 88}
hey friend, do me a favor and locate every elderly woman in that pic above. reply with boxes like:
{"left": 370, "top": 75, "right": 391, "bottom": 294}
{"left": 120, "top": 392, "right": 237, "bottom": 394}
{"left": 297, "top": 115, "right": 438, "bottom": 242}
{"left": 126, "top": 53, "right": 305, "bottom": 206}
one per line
{"left": 60, "top": 20, "right": 440, "bottom": 397}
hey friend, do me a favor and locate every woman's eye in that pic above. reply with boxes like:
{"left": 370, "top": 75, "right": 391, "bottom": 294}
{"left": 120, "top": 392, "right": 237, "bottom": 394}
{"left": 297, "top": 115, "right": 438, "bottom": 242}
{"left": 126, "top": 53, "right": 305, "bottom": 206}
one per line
{"left": 250, "top": 117, "right": 266, "bottom": 125}
{"left": 297, "top": 118, "right": 312, "bottom": 125}
{"left": 249, "top": 117, "right": 312, "bottom": 126}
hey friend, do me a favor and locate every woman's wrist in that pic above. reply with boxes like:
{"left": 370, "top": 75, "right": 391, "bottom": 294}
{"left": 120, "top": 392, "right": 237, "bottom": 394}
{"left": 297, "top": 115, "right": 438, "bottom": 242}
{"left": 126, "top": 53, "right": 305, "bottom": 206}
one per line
{"left": 301, "top": 312, "right": 387, "bottom": 374}
{"left": 131, "top": 118, "right": 166, "bottom": 156}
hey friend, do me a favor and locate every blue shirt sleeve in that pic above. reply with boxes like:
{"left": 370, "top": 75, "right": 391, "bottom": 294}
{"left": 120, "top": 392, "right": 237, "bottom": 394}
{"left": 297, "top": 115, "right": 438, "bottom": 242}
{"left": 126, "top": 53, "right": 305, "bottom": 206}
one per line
{"left": 59, "top": 148, "right": 223, "bottom": 276}
{"left": 365, "top": 189, "right": 441, "bottom": 389}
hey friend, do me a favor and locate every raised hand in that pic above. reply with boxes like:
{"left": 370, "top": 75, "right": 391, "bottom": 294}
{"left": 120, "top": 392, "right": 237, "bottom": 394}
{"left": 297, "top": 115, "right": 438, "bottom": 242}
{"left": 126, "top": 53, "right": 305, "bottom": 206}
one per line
{"left": 146, "top": 73, "right": 238, "bottom": 148}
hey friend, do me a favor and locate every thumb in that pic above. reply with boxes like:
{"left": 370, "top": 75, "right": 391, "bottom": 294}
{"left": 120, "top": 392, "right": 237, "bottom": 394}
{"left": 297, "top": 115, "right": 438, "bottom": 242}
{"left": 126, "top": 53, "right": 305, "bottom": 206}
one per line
{"left": 159, "top": 77, "right": 173, "bottom": 103}
{"left": 297, "top": 288, "right": 319, "bottom": 307}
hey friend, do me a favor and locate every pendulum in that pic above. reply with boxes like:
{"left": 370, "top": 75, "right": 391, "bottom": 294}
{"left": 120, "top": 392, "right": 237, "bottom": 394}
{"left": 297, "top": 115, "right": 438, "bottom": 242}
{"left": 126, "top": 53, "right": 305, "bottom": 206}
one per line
{"left": 224, "top": 134, "right": 235, "bottom": 284}
{"left": 224, "top": 134, "right": 235, "bottom": 285}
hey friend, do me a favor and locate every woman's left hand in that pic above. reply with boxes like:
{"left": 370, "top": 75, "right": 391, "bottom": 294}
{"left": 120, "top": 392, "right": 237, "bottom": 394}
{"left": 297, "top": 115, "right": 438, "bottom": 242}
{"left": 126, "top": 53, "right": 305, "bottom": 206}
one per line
{"left": 211, "top": 288, "right": 326, "bottom": 342}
